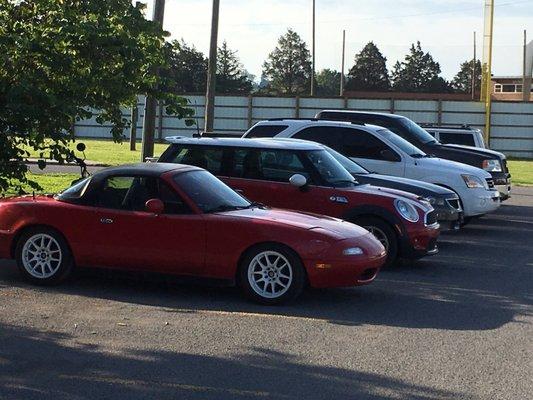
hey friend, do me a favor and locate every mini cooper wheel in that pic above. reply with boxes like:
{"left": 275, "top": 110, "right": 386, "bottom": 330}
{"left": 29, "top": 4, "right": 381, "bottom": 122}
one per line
{"left": 15, "top": 228, "right": 74, "bottom": 285}
{"left": 355, "top": 217, "right": 398, "bottom": 268}
{"left": 239, "top": 244, "right": 305, "bottom": 305}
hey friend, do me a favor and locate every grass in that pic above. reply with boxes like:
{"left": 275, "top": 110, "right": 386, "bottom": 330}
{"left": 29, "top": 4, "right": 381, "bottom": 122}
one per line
{"left": 507, "top": 160, "right": 533, "bottom": 186}
{"left": 25, "top": 139, "right": 169, "bottom": 166}
{"left": 3, "top": 173, "right": 79, "bottom": 197}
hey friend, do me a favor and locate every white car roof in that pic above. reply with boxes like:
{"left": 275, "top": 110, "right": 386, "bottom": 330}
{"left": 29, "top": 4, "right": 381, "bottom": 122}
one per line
{"left": 165, "top": 136, "right": 324, "bottom": 151}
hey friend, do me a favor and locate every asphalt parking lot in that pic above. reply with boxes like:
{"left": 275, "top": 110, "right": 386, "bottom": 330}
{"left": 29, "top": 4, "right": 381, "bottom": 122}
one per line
{"left": 0, "top": 188, "right": 531, "bottom": 400}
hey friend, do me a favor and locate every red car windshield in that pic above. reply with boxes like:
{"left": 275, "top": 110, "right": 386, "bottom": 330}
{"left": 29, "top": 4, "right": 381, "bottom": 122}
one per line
{"left": 174, "top": 170, "right": 251, "bottom": 213}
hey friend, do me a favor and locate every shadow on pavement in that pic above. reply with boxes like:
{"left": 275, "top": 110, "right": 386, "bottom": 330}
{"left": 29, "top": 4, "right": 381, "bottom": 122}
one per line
{"left": 0, "top": 323, "right": 472, "bottom": 400}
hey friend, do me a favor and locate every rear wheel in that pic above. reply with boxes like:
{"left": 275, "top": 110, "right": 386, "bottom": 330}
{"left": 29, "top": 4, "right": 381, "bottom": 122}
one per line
{"left": 354, "top": 217, "right": 398, "bottom": 268}
{"left": 15, "top": 228, "right": 74, "bottom": 285}
{"left": 239, "top": 244, "right": 305, "bottom": 305}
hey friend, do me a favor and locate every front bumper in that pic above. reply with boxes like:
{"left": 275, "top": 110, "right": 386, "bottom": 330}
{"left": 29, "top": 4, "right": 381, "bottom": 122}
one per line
{"left": 461, "top": 188, "right": 501, "bottom": 217}
{"left": 433, "top": 197, "right": 463, "bottom": 231}
{"left": 305, "top": 234, "right": 386, "bottom": 288}
{"left": 492, "top": 173, "right": 511, "bottom": 201}
{"left": 399, "top": 222, "right": 440, "bottom": 260}
{"left": 0, "top": 229, "right": 14, "bottom": 259}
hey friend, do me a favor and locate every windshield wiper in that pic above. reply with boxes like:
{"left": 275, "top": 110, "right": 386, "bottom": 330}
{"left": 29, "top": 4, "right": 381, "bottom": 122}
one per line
{"left": 330, "top": 179, "right": 357, "bottom": 186}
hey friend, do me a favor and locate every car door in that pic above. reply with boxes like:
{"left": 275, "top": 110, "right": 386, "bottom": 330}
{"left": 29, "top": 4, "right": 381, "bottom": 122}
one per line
{"left": 90, "top": 175, "right": 206, "bottom": 275}
{"left": 223, "top": 148, "right": 330, "bottom": 213}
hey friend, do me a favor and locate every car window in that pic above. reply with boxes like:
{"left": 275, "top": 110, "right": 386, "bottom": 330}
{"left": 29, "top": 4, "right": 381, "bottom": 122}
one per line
{"left": 293, "top": 127, "right": 336, "bottom": 147}
{"left": 304, "top": 150, "right": 356, "bottom": 187}
{"left": 57, "top": 177, "right": 91, "bottom": 200}
{"left": 97, "top": 175, "right": 190, "bottom": 214}
{"left": 245, "top": 125, "right": 288, "bottom": 138}
{"left": 333, "top": 127, "right": 401, "bottom": 161}
{"left": 231, "top": 148, "right": 311, "bottom": 183}
{"left": 377, "top": 129, "right": 426, "bottom": 157}
{"left": 174, "top": 170, "right": 250, "bottom": 213}
{"left": 438, "top": 132, "right": 475, "bottom": 146}
{"left": 165, "top": 146, "right": 223, "bottom": 174}
{"left": 323, "top": 147, "right": 369, "bottom": 174}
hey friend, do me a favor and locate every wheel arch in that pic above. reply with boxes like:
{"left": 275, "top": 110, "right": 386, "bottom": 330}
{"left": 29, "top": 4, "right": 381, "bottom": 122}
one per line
{"left": 342, "top": 206, "right": 403, "bottom": 238}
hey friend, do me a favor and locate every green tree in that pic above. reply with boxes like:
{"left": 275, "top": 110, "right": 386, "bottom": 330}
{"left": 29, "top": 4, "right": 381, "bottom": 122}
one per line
{"left": 391, "top": 41, "right": 451, "bottom": 93}
{"left": 0, "top": 0, "right": 193, "bottom": 193}
{"left": 164, "top": 40, "right": 208, "bottom": 93}
{"left": 216, "top": 40, "right": 253, "bottom": 94}
{"left": 451, "top": 59, "right": 482, "bottom": 94}
{"left": 346, "top": 42, "right": 390, "bottom": 91}
{"left": 262, "top": 29, "right": 312, "bottom": 95}
{"left": 316, "top": 69, "right": 341, "bottom": 96}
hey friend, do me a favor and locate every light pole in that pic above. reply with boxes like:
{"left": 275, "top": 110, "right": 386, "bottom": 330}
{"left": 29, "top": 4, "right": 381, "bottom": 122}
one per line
{"left": 205, "top": 0, "right": 220, "bottom": 133}
{"left": 141, "top": 0, "right": 166, "bottom": 161}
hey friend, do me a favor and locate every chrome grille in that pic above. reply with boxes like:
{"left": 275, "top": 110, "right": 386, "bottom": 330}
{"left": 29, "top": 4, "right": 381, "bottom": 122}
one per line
{"left": 486, "top": 178, "right": 495, "bottom": 189}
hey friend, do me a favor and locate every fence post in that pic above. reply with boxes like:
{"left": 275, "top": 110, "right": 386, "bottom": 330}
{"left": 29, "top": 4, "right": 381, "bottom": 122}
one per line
{"left": 437, "top": 99, "right": 443, "bottom": 124}
{"left": 247, "top": 95, "right": 253, "bottom": 128}
{"left": 295, "top": 96, "right": 300, "bottom": 118}
{"left": 130, "top": 105, "right": 138, "bottom": 151}
{"left": 390, "top": 98, "right": 395, "bottom": 114}
{"left": 344, "top": 97, "right": 348, "bottom": 109}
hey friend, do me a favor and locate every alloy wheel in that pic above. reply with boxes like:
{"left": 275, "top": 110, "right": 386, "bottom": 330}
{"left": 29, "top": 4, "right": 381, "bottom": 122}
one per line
{"left": 21, "top": 234, "right": 63, "bottom": 279}
{"left": 247, "top": 251, "right": 293, "bottom": 299}
{"left": 364, "top": 226, "right": 390, "bottom": 252}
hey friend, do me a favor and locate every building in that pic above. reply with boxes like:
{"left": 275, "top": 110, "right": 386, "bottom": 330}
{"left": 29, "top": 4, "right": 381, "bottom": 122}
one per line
{"left": 491, "top": 76, "right": 533, "bottom": 101}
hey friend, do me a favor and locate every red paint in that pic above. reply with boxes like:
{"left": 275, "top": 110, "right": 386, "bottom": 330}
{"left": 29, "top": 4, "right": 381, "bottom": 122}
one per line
{"left": 0, "top": 168, "right": 387, "bottom": 289}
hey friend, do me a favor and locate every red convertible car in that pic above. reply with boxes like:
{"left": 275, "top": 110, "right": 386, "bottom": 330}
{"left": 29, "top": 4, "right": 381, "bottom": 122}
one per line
{"left": 0, "top": 164, "right": 386, "bottom": 304}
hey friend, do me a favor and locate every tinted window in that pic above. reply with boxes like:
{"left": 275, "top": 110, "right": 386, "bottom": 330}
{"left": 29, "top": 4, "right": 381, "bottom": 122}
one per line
{"left": 438, "top": 132, "right": 475, "bottom": 146}
{"left": 174, "top": 170, "right": 250, "bottom": 213}
{"left": 323, "top": 147, "right": 369, "bottom": 175}
{"left": 165, "top": 146, "right": 223, "bottom": 174}
{"left": 334, "top": 127, "right": 400, "bottom": 161}
{"left": 376, "top": 129, "right": 425, "bottom": 157}
{"left": 304, "top": 150, "right": 356, "bottom": 187}
{"left": 97, "top": 176, "right": 190, "bottom": 214}
{"left": 293, "top": 127, "right": 336, "bottom": 147}
{"left": 398, "top": 118, "right": 438, "bottom": 145}
{"left": 231, "top": 148, "right": 311, "bottom": 182}
{"left": 245, "top": 125, "right": 288, "bottom": 138}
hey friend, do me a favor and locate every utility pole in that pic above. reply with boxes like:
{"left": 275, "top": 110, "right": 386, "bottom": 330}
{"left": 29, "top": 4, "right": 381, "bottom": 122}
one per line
{"left": 141, "top": 0, "right": 165, "bottom": 161}
{"left": 340, "top": 29, "right": 345, "bottom": 97}
{"left": 481, "top": 0, "right": 494, "bottom": 147}
{"left": 310, "top": 0, "right": 316, "bottom": 96}
{"left": 204, "top": 0, "right": 220, "bottom": 133}
{"left": 472, "top": 31, "right": 477, "bottom": 100}
{"left": 523, "top": 30, "right": 527, "bottom": 102}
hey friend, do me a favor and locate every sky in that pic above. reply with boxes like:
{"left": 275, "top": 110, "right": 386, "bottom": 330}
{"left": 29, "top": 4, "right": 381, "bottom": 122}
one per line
{"left": 143, "top": 0, "right": 533, "bottom": 81}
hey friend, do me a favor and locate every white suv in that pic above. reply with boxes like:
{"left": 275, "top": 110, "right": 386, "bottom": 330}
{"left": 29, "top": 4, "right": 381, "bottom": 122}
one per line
{"left": 243, "top": 119, "right": 501, "bottom": 219}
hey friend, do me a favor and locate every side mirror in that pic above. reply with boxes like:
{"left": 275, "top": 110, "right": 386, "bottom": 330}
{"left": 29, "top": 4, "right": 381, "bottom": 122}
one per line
{"left": 76, "top": 143, "right": 86, "bottom": 152}
{"left": 145, "top": 198, "right": 164, "bottom": 215}
{"left": 289, "top": 174, "right": 307, "bottom": 188}
{"left": 379, "top": 149, "right": 399, "bottom": 162}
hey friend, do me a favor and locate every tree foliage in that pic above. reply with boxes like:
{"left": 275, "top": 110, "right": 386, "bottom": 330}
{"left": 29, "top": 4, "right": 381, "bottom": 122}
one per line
{"left": 261, "top": 29, "right": 312, "bottom": 95}
{"left": 316, "top": 69, "right": 341, "bottom": 96}
{"left": 216, "top": 41, "right": 253, "bottom": 94}
{"left": 391, "top": 42, "right": 451, "bottom": 93}
{"left": 451, "top": 59, "right": 482, "bottom": 94}
{"left": 346, "top": 42, "right": 390, "bottom": 92}
{"left": 163, "top": 39, "right": 208, "bottom": 93}
{"left": 0, "top": 0, "right": 193, "bottom": 193}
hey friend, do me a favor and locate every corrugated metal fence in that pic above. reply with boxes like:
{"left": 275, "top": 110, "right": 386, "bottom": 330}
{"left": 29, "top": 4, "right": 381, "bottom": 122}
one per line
{"left": 74, "top": 95, "right": 533, "bottom": 159}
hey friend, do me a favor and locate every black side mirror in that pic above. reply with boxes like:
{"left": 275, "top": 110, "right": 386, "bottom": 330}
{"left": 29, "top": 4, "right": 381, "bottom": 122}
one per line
{"left": 379, "top": 149, "right": 399, "bottom": 162}
{"left": 76, "top": 143, "right": 86, "bottom": 152}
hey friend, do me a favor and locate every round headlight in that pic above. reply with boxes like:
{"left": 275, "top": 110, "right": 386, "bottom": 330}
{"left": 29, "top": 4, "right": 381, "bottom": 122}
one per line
{"left": 394, "top": 199, "right": 420, "bottom": 223}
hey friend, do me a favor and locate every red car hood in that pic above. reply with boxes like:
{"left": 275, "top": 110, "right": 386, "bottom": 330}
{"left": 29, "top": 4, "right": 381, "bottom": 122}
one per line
{"left": 220, "top": 207, "right": 369, "bottom": 239}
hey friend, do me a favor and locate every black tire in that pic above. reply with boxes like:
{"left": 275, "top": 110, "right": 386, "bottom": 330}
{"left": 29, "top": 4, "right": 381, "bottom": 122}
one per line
{"left": 354, "top": 216, "right": 399, "bottom": 268}
{"left": 239, "top": 243, "right": 306, "bottom": 305}
{"left": 15, "top": 227, "right": 74, "bottom": 286}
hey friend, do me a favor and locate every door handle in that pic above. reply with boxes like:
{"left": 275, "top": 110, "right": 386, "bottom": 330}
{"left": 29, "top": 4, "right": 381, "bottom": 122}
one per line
{"left": 100, "top": 218, "right": 114, "bottom": 224}
{"left": 235, "top": 189, "right": 244, "bottom": 194}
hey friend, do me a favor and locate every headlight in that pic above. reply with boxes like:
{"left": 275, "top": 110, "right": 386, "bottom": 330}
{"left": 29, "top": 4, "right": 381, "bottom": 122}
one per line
{"left": 394, "top": 199, "right": 420, "bottom": 223}
{"left": 461, "top": 174, "right": 485, "bottom": 189}
{"left": 482, "top": 159, "right": 502, "bottom": 172}
{"left": 343, "top": 247, "right": 364, "bottom": 256}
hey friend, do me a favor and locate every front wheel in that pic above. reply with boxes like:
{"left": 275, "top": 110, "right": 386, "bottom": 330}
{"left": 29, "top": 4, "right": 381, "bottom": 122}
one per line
{"left": 354, "top": 217, "right": 398, "bottom": 268}
{"left": 15, "top": 228, "right": 74, "bottom": 285}
{"left": 239, "top": 244, "right": 305, "bottom": 305}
